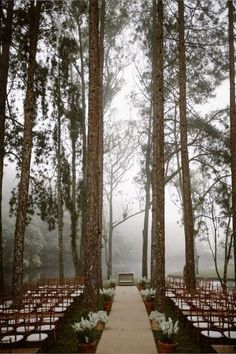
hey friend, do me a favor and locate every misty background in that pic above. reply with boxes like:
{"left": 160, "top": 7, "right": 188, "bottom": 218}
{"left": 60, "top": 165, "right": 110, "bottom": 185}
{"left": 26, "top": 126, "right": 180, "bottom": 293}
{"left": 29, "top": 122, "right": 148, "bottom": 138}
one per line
{"left": 2, "top": 75, "right": 230, "bottom": 287}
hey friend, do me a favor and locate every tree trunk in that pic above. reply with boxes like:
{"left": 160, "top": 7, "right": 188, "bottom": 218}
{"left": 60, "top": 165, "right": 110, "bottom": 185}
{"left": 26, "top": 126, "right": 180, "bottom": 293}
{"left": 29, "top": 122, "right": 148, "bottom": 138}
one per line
{"left": 142, "top": 110, "right": 152, "bottom": 278}
{"left": 194, "top": 239, "right": 199, "bottom": 275}
{"left": 83, "top": 0, "right": 101, "bottom": 312}
{"left": 98, "top": 0, "right": 105, "bottom": 288}
{"left": 151, "top": 0, "right": 165, "bottom": 310}
{"left": 107, "top": 166, "right": 113, "bottom": 280}
{"left": 78, "top": 15, "right": 87, "bottom": 277}
{"left": 104, "top": 233, "right": 108, "bottom": 269}
{"left": 173, "top": 104, "right": 183, "bottom": 205}
{"left": 12, "top": 1, "right": 42, "bottom": 299}
{"left": 56, "top": 64, "right": 64, "bottom": 280}
{"left": 178, "top": 0, "right": 196, "bottom": 290}
{"left": 71, "top": 131, "right": 79, "bottom": 276}
{"left": 223, "top": 217, "right": 231, "bottom": 287}
{"left": 174, "top": 103, "right": 199, "bottom": 279}
{"left": 209, "top": 213, "right": 225, "bottom": 289}
{"left": 228, "top": 0, "right": 236, "bottom": 288}
{"left": 150, "top": 0, "right": 157, "bottom": 283}
{"left": 0, "top": 0, "right": 14, "bottom": 296}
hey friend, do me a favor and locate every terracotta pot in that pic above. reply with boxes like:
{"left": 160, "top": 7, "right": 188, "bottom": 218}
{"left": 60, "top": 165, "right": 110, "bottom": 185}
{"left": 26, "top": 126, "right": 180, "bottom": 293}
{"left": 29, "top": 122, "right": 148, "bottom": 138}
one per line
{"left": 157, "top": 340, "right": 177, "bottom": 353}
{"left": 143, "top": 300, "right": 153, "bottom": 313}
{"left": 78, "top": 342, "right": 96, "bottom": 353}
{"left": 96, "top": 321, "right": 105, "bottom": 331}
{"left": 103, "top": 300, "right": 112, "bottom": 312}
{"left": 138, "top": 284, "right": 145, "bottom": 291}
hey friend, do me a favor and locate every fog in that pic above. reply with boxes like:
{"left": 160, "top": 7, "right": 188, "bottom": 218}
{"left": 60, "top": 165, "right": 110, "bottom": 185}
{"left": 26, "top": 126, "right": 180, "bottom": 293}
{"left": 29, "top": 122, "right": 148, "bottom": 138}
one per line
{"left": 106, "top": 183, "right": 216, "bottom": 279}
{"left": 2, "top": 161, "right": 230, "bottom": 284}
{"left": 3, "top": 161, "right": 215, "bottom": 282}
{"left": 2, "top": 64, "right": 230, "bottom": 283}
{"left": 104, "top": 76, "right": 230, "bottom": 279}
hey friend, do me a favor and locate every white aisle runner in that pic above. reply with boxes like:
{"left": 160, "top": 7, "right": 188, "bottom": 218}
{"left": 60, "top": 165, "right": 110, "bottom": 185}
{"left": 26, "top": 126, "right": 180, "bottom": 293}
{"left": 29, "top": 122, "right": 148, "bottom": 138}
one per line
{"left": 96, "top": 286, "right": 157, "bottom": 354}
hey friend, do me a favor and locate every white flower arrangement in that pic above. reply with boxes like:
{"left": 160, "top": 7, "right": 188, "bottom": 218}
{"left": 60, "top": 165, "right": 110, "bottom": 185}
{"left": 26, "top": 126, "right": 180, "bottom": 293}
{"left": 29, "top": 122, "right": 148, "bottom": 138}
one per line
{"left": 99, "top": 288, "right": 115, "bottom": 300}
{"left": 72, "top": 315, "right": 97, "bottom": 343}
{"left": 138, "top": 276, "right": 149, "bottom": 285}
{"left": 88, "top": 312, "right": 99, "bottom": 324}
{"left": 149, "top": 310, "right": 165, "bottom": 323}
{"left": 140, "top": 288, "right": 156, "bottom": 301}
{"left": 96, "top": 311, "right": 109, "bottom": 324}
{"left": 159, "top": 317, "right": 179, "bottom": 343}
{"left": 72, "top": 318, "right": 96, "bottom": 332}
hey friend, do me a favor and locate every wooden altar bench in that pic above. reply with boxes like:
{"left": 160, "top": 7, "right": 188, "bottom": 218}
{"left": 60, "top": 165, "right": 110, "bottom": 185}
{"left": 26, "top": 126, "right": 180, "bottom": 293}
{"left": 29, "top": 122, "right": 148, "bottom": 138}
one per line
{"left": 118, "top": 272, "right": 134, "bottom": 285}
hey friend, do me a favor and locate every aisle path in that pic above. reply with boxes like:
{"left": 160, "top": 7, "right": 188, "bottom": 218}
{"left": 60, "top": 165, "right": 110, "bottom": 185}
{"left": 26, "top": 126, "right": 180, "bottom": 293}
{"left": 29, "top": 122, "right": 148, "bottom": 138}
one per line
{"left": 96, "top": 286, "right": 157, "bottom": 354}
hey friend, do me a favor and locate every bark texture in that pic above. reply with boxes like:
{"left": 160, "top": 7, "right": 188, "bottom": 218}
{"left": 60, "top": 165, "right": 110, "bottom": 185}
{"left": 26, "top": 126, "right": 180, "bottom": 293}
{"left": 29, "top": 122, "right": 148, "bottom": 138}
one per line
{"left": 56, "top": 67, "right": 64, "bottom": 280}
{"left": 151, "top": 0, "right": 165, "bottom": 310}
{"left": 70, "top": 110, "right": 80, "bottom": 276}
{"left": 228, "top": 0, "right": 236, "bottom": 287}
{"left": 178, "top": 0, "right": 196, "bottom": 289}
{"left": 83, "top": 0, "right": 101, "bottom": 312}
{"left": 107, "top": 165, "right": 113, "bottom": 279}
{"left": 12, "top": 1, "right": 42, "bottom": 298}
{"left": 98, "top": 0, "right": 105, "bottom": 288}
{"left": 78, "top": 15, "right": 87, "bottom": 277}
{"left": 142, "top": 111, "right": 152, "bottom": 278}
{"left": 0, "top": 0, "right": 14, "bottom": 296}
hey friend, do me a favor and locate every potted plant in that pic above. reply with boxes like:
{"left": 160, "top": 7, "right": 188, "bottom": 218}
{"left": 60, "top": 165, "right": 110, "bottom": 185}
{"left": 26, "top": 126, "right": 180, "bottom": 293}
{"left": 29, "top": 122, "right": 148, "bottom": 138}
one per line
{"left": 109, "top": 276, "right": 116, "bottom": 289}
{"left": 94, "top": 311, "right": 109, "bottom": 331}
{"left": 149, "top": 310, "right": 165, "bottom": 331}
{"left": 157, "top": 317, "right": 179, "bottom": 353}
{"left": 140, "top": 288, "right": 156, "bottom": 313}
{"left": 99, "top": 288, "right": 115, "bottom": 312}
{"left": 72, "top": 315, "right": 97, "bottom": 353}
{"left": 138, "top": 276, "right": 149, "bottom": 290}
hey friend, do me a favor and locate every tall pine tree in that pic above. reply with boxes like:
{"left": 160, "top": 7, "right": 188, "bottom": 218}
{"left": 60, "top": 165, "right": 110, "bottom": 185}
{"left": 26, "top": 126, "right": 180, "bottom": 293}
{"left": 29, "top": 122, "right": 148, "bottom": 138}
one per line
{"left": 83, "top": 0, "right": 101, "bottom": 311}
{"left": 151, "top": 0, "right": 165, "bottom": 310}
{"left": 12, "top": 1, "right": 42, "bottom": 298}
{"left": 0, "top": 0, "right": 14, "bottom": 296}
{"left": 228, "top": 0, "right": 236, "bottom": 286}
{"left": 178, "top": 0, "right": 196, "bottom": 289}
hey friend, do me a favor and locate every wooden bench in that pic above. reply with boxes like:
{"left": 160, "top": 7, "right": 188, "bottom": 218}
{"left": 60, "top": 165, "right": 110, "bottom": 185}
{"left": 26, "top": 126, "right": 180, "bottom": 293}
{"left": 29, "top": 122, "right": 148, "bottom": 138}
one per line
{"left": 118, "top": 272, "right": 134, "bottom": 286}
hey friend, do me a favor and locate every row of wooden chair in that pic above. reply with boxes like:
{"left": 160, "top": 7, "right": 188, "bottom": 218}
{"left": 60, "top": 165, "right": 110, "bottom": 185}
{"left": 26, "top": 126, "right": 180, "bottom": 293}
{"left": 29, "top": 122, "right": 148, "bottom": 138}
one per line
{"left": 166, "top": 281, "right": 236, "bottom": 350}
{"left": 0, "top": 278, "right": 84, "bottom": 352}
